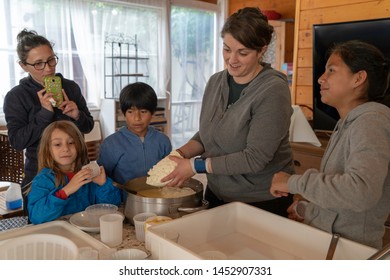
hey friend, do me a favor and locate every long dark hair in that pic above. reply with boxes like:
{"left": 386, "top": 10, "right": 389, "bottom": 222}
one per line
{"left": 329, "top": 40, "right": 390, "bottom": 106}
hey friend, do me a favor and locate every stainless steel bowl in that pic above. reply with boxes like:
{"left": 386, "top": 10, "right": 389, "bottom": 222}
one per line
{"left": 119, "top": 176, "right": 208, "bottom": 224}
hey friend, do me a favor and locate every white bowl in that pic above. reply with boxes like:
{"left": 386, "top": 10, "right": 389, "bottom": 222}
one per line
{"left": 85, "top": 204, "right": 118, "bottom": 226}
{"left": 110, "top": 248, "right": 149, "bottom": 260}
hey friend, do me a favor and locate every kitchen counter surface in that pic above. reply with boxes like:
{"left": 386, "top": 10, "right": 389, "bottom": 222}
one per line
{"left": 61, "top": 203, "right": 148, "bottom": 255}
{"left": 0, "top": 205, "right": 149, "bottom": 258}
{"left": 88, "top": 219, "right": 147, "bottom": 252}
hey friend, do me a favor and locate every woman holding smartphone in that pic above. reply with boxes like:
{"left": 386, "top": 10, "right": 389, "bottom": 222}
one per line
{"left": 3, "top": 29, "right": 94, "bottom": 214}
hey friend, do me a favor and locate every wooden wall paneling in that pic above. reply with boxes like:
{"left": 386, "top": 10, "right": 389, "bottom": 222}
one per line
{"left": 291, "top": 0, "right": 302, "bottom": 106}
{"left": 292, "top": 0, "right": 390, "bottom": 109}
{"left": 298, "top": 29, "right": 312, "bottom": 49}
{"left": 297, "top": 48, "right": 312, "bottom": 67}
{"left": 295, "top": 86, "right": 313, "bottom": 105}
{"left": 296, "top": 68, "right": 312, "bottom": 86}
{"left": 229, "top": 0, "right": 296, "bottom": 19}
{"left": 300, "top": 0, "right": 376, "bottom": 10}
{"left": 268, "top": 20, "right": 286, "bottom": 70}
{"left": 283, "top": 20, "right": 295, "bottom": 62}
{"left": 268, "top": 20, "right": 295, "bottom": 69}
{"left": 299, "top": 2, "right": 390, "bottom": 29}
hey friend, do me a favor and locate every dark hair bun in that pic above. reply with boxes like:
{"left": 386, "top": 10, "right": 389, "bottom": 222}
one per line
{"left": 17, "top": 29, "right": 38, "bottom": 43}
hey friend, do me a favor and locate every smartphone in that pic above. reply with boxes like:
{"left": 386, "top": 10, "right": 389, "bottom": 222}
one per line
{"left": 44, "top": 76, "right": 63, "bottom": 107}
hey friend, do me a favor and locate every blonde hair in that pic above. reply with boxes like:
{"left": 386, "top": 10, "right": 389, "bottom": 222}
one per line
{"left": 38, "top": 120, "right": 89, "bottom": 187}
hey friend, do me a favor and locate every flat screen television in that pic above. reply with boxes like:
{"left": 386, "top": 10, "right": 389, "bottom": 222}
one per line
{"left": 312, "top": 18, "right": 390, "bottom": 132}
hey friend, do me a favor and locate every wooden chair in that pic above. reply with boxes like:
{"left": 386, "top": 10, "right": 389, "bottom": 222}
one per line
{"left": 85, "top": 120, "right": 102, "bottom": 161}
{"left": 0, "top": 131, "right": 24, "bottom": 185}
{"left": 0, "top": 131, "right": 25, "bottom": 219}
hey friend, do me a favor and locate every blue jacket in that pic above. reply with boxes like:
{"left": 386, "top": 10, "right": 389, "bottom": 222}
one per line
{"left": 27, "top": 168, "right": 122, "bottom": 224}
{"left": 98, "top": 126, "right": 172, "bottom": 185}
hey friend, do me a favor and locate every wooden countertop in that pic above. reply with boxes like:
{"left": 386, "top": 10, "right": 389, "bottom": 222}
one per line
{"left": 88, "top": 220, "right": 147, "bottom": 253}
{"left": 70, "top": 204, "right": 148, "bottom": 255}
{"left": 290, "top": 132, "right": 330, "bottom": 156}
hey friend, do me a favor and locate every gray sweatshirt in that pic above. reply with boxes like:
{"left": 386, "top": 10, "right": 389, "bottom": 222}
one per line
{"left": 192, "top": 64, "right": 294, "bottom": 202}
{"left": 289, "top": 102, "right": 390, "bottom": 248}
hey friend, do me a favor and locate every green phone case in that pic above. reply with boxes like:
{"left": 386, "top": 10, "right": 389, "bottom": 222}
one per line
{"left": 44, "top": 76, "right": 63, "bottom": 107}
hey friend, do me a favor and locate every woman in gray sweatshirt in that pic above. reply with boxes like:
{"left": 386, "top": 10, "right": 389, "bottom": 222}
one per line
{"left": 163, "top": 7, "right": 294, "bottom": 217}
{"left": 271, "top": 40, "right": 390, "bottom": 249}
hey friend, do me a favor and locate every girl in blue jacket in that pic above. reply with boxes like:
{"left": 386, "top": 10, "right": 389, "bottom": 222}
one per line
{"left": 28, "top": 120, "right": 121, "bottom": 224}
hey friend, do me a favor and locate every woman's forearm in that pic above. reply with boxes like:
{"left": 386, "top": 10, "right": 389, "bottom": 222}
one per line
{"left": 177, "top": 139, "right": 204, "bottom": 159}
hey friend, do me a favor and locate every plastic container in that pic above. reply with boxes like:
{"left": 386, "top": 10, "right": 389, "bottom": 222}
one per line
{"left": 85, "top": 203, "right": 118, "bottom": 226}
{"left": 99, "top": 213, "right": 124, "bottom": 247}
{"left": 147, "top": 202, "right": 377, "bottom": 260}
{"left": 144, "top": 215, "right": 173, "bottom": 231}
{"left": 81, "top": 161, "right": 101, "bottom": 179}
{"left": 144, "top": 216, "right": 173, "bottom": 250}
{"left": 0, "top": 233, "right": 79, "bottom": 260}
{"left": 110, "top": 248, "right": 149, "bottom": 260}
{"left": 133, "top": 212, "right": 157, "bottom": 242}
{"left": 5, "top": 183, "right": 23, "bottom": 210}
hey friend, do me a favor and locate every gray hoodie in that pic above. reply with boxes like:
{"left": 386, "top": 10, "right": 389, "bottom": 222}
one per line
{"left": 192, "top": 64, "right": 294, "bottom": 202}
{"left": 289, "top": 102, "right": 390, "bottom": 248}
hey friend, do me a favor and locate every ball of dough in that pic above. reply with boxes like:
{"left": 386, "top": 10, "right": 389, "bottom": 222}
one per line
{"left": 146, "top": 150, "right": 183, "bottom": 187}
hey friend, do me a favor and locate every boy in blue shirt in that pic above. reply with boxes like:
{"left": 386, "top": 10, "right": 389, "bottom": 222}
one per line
{"left": 98, "top": 82, "right": 172, "bottom": 199}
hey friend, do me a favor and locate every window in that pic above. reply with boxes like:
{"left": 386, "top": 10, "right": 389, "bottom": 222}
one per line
{"left": 170, "top": 0, "right": 221, "bottom": 148}
{"left": 0, "top": 0, "right": 225, "bottom": 144}
{"left": 0, "top": 0, "right": 167, "bottom": 114}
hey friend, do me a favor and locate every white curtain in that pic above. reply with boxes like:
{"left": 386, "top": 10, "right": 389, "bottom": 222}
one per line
{"left": 69, "top": 0, "right": 105, "bottom": 107}
{"left": 0, "top": 0, "right": 170, "bottom": 116}
{"left": 69, "top": 0, "right": 170, "bottom": 104}
{"left": 0, "top": 0, "right": 74, "bottom": 114}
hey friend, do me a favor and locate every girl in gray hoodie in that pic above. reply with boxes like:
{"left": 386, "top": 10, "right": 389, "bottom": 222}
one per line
{"left": 271, "top": 40, "right": 390, "bottom": 249}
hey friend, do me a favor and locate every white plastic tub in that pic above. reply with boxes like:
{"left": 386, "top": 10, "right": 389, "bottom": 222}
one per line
{"left": 0, "top": 220, "right": 111, "bottom": 259}
{"left": 147, "top": 202, "right": 377, "bottom": 260}
{"left": 0, "top": 233, "right": 79, "bottom": 260}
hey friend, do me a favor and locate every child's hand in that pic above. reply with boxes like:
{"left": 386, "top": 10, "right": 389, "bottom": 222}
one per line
{"left": 92, "top": 166, "right": 107, "bottom": 186}
{"left": 63, "top": 168, "right": 93, "bottom": 196}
